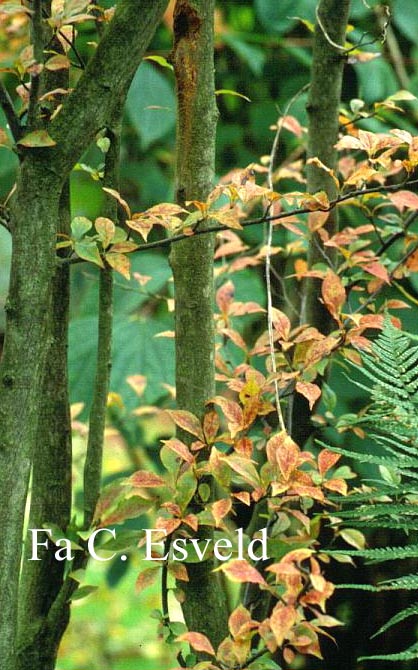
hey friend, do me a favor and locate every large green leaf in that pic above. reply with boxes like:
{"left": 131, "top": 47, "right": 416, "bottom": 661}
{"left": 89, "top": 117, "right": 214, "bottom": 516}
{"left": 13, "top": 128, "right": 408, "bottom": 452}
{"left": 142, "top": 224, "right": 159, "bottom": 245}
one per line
{"left": 69, "top": 312, "right": 174, "bottom": 412}
{"left": 254, "top": 0, "right": 315, "bottom": 35}
{"left": 393, "top": 0, "right": 418, "bottom": 44}
{"left": 126, "top": 62, "right": 176, "bottom": 150}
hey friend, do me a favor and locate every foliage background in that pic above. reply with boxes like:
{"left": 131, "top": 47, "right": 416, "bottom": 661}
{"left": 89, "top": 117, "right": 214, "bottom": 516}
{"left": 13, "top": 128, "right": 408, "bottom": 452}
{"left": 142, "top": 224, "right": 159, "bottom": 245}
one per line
{"left": 2, "top": 0, "right": 418, "bottom": 668}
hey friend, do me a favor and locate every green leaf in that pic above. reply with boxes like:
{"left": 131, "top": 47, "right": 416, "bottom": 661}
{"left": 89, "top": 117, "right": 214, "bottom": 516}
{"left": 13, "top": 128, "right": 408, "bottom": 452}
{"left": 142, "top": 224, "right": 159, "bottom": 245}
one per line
{"left": 393, "top": 0, "right": 418, "bottom": 44}
{"left": 143, "top": 55, "right": 174, "bottom": 71}
{"left": 70, "top": 585, "right": 98, "bottom": 602}
{"left": 71, "top": 216, "right": 92, "bottom": 240}
{"left": 17, "top": 130, "right": 56, "bottom": 147}
{"left": 74, "top": 239, "right": 104, "bottom": 268}
{"left": 96, "top": 136, "right": 111, "bottom": 153}
{"left": 254, "top": 0, "right": 314, "bottom": 35}
{"left": 126, "top": 61, "right": 176, "bottom": 150}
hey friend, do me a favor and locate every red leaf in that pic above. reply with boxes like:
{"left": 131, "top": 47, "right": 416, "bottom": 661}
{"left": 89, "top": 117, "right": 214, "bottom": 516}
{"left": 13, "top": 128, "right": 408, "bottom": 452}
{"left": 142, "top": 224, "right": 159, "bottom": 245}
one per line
{"left": 129, "top": 470, "right": 165, "bottom": 488}
{"left": 176, "top": 632, "right": 215, "bottom": 656}
{"left": 168, "top": 562, "right": 189, "bottom": 582}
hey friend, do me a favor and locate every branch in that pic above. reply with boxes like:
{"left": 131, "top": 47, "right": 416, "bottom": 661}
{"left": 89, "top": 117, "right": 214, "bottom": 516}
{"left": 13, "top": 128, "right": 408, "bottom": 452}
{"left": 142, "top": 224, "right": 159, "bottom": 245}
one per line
{"left": 49, "top": 0, "right": 169, "bottom": 177}
{"left": 0, "top": 81, "right": 22, "bottom": 142}
{"left": 83, "top": 125, "right": 118, "bottom": 529}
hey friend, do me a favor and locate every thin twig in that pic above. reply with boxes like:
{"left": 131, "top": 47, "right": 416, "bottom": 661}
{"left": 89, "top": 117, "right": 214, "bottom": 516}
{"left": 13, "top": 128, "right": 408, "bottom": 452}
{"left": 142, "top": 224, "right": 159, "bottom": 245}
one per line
{"left": 58, "top": 177, "right": 418, "bottom": 266}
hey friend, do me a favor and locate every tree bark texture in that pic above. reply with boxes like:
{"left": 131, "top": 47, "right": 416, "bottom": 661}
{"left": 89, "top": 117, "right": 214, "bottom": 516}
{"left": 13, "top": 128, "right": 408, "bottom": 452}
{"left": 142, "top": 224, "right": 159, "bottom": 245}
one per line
{"left": 169, "top": 0, "right": 229, "bottom": 652}
{"left": 302, "top": 0, "right": 351, "bottom": 331}
{"left": 0, "top": 3, "right": 168, "bottom": 669}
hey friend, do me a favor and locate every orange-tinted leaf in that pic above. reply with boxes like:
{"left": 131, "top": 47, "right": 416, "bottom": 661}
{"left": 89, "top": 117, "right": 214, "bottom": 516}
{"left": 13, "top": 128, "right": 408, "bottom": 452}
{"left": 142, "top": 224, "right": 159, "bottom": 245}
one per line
{"left": 105, "top": 252, "right": 130, "bottom": 279}
{"left": 135, "top": 566, "right": 160, "bottom": 593}
{"left": 296, "top": 381, "right": 321, "bottom": 410}
{"left": 222, "top": 328, "right": 247, "bottom": 351}
{"left": 322, "top": 271, "right": 345, "bottom": 322}
{"left": 389, "top": 190, "right": 418, "bottom": 212}
{"left": 126, "top": 217, "right": 153, "bottom": 241}
{"left": 323, "top": 478, "right": 348, "bottom": 495}
{"left": 362, "top": 261, "right": 390, "bottom": 284}
{"left": 232, "top": 491, "right": 251, "bottom": 506}
{"left": 168, "top": 562, "right": 189, "bottom": 582}
{"left": 203, "top": 409, "right": 219, "bottom": 444}
{"left": 95, "top": 216, "right": 115, "bottom": 248}
{"left": 224, "top": 454, "right": 260, "bottom": 488}
{"left": 318, "top": 449, "right": 341, "bottom": 477}
{"left": 272, "top": 308, "right": 291, "bottom": 340}
{"left": 129, "top": 470, "right": 165, "bottom": 488}
{"left": 211, "top": 396, "right": 243, "bottom": 439}
{"left": 270, "top": 604, "right": 297, "bottom": 646}
{"left": 234, "top": 436, "right": 253, "bottom": 459}
{"left": 166, "top": 410, "right": 204, "bottom": 441}
{"left": 228, "top": 604, "right": 252, "bottom": 638}
{"left": 162, "top": 438, "right": 194, "bottom": 464}
{"left": 103, "top": 186, "right": 131, "bottom": 218}
{"left": 212, "top": 497, "right": 232, "bottom": 527}
{"left": 266, "top": 431, "right": 299, "bottom": 480}
{"left": 218, "top": 559, "right": 267, "bottom": 585}
{"left": 176, "top": 632, "right": 215, "bottom": 656}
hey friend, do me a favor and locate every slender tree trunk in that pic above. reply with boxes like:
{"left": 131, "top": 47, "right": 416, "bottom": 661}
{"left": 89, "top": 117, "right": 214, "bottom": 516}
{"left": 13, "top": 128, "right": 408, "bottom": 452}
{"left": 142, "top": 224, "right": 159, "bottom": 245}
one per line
{"left": 170, "top": 0, "right": 229, "bottom": 651}
{"left": 293, "top": 0, "right": 351, "bottom": 446}
{"left": 301, "top": 0, "right": 351, "bottom": 331}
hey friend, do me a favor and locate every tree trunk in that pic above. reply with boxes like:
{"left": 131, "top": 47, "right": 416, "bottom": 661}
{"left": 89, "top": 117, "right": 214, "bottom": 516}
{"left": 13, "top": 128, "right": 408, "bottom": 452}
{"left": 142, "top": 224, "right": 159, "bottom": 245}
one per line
{"left": 0, "top": 4, "right": 168, "bottom": 669}
{"left": 294, "top": 0, "right": 351, "bottom": 446}
{"left": 302, "top": 0, "right": 351, "bottom": 331}
{"left": 170, "top": 0, "right": 229, "bottom": 651}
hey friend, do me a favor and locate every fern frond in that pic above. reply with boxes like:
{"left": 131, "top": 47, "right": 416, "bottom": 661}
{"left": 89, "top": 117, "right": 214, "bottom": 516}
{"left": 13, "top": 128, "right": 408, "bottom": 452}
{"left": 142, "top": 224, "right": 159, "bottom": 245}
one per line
{"left": 371, "top": 601, "right": 418, "bottom": 638}
{"left": 359, "top": 640, "right": 418, "bottom": 662}
{"left": 378, "top": 574, "right": 418, "bottom": 590}
{"left": 325, "top": 544, "right": 418, "bottom": 563}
